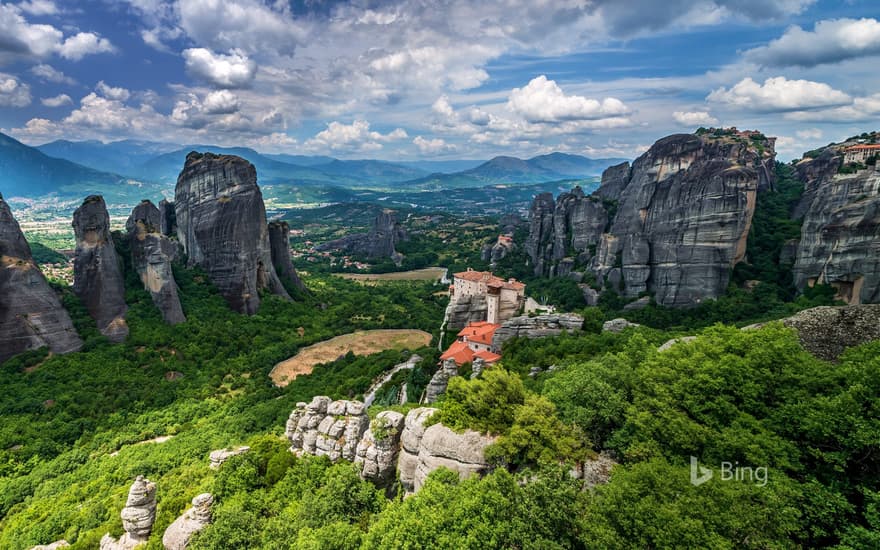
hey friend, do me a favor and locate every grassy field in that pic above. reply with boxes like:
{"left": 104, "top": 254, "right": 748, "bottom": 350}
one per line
{"left": 269, "top": 329, "right": 433, "bottom": 386}
{"left": 335, "top": 267, "right": 448, "bottom": 283}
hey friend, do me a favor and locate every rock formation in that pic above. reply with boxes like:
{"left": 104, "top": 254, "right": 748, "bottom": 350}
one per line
{"left": 316, "top": 209, "right": 408, "bottom": 263}
{"left": 445, "top": 293, "right": 489, "bottom": 331}
{"left": 602, "top": 318, "right": 641, "bottom": 333}
{"left": 267, "top": 221, "right": 306, "bottom": 292}
{"left": 791, "top": 152, "right": 880, "bottom": 305}
{"left": 209, "top": 446, "right": 250, "bottom": 469}
{"left": 28, "top": 541, "right": 70, "bottom": 550}
{"left": 72, "top": 195, "right": 128, "bottom": 342}
{"left": 100, "top": 476, "right": 156, "bottom": 550}
{"left": 481, "top": 234, "right": 516, "bottom": 267}
{"left": 781, "top": 304, "right": 880, "bottom": 361}
{"left": 174, "top": 152, "right": 289, "bottom": 314}
{"left": 0, "top": 194, "right": 82, "bottom": 363}
{"left": 286, "top": 397, "right": 369, "bottom": 462}
{"left": 126, "top": 200, "right": 186, "bottom": 324}
{"left": 398, "top": 407, "right": 437, "bottom": 494}
{"left": 158, "top": 199, "right": 177, "bottom": 237}
{"left": 355, "top": 411, "right": 406, "bottom": 491}
{"left": 162, "top": 493, "right": 213, "bottom": 550}
{"left": 526, "top": 129, "right": 776, "bottom": 307}
{"left": 490, "top": 313, "right": 584, "bottom": 352}
{"left": 411, "top": 423, "right": 493, "bottom": 493}
{"left": 424, "top": 358, "right": 459, "bottom": 404}
{"left": 574, "top": 452, "right": 618, "bottom": 489}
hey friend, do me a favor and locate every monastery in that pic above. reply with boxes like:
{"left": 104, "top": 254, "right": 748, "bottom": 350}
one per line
{"left": 844, "top": 144, "right": 880, "bottom": 164}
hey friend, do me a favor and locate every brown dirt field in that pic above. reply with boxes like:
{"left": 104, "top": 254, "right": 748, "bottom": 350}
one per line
{"left": 335, "top": 267, "right": 447, "bottom": 283}
{"left": 269, "top": 329, "right": 433, "bottom": 386}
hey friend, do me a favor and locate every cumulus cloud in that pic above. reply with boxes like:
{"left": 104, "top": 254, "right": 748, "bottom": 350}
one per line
{"left": 30, "top": 63, "right": 75, "bottom": 84}
{"left": 41, "top": 93, "right": 71, "bottom": 107}
{"left": 673, "top": 110, "right": 718, "bottom": 126}
{"left": 783, "top": 93, "right": 880, "bottom": 122}
{"left": 202, "top": 90, "right": 240, "bottom": 114}
{"left": 746, "top": 18, "right": 880, "bottom": 68}
{"left": 305, "top": 120, "right": 408, "bottom": 153}
{"left": 96, "top": 81, "right": 131, "bottom": 101}
{"left": 178, "top": 0, "right": 306, "bottom": 55}
{"left": 413, "top": 136, "right": 456, "bottom": 155}
{"left": 507, "top": 76, "right": 629, "bottom": 123}
{"left": 0, "top": 73, "right": 31, "bottom": 107}
{"left": 0, "top": 3, "right": 63, "bottom": 59}
{"left": 707, "top": 76, "right": 852, "bottom": 112}
{"left": 183, "top": 48, "right": 257, "bottom": 88}
{"left": 57, "top": 32, "right": 116, "bottom": 60}
{"left": 171, "top": 90, "right": 245, "bottom": 128}
{"left": 18, "top": 0, "right": 58, "bottom": 16}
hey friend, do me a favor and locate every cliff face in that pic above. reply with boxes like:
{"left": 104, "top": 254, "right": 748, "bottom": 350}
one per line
{"left": 0, "top": 194, "right": 82, "bottom": 363}
{"left": 792, "top": 154, "right": 880, "bottom": 304}
{"left": 174, "top": 152, "right": 289, "bottom": 314}
{"left": 317, "top": 209, "right": 408, "bottom": 263}
{"left": 73, "top": 195, "right": 129, "bottom": 342}
{"left": 125, "top": 200, "right": 186, "bottom": 324}
{"left": 526, "top": 130, "right": 775, "bottom": 307}
{"left": 268, "top": 221, "right": 306, "bottom": 292}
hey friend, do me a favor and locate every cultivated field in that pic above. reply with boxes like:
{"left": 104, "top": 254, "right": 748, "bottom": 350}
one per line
{"left": 335, "top": 267, "right": 447, "bottom": 283}
{"left": 269, "top": 329, "right": 433, "bottom": 386}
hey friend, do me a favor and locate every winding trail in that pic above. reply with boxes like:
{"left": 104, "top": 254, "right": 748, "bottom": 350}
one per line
{"left": 363, "top": 354, "right": 422, "bottom": 407}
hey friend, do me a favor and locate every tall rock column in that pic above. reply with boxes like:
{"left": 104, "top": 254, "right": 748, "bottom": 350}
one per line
{"left": 268, "top": 221, "right": 306, "bottom": 292}
{"left": 100, "top": 476, "right": 157, "bottom": 550}
{"left": 73, "top": 195, "right": 128, "bottom": 342}
{"left": 174, "top": 152, "right": 289, "bottom": 314}
{"left": 0, "top": 194, "right": 82, "bottom": 363}
{"left": 126, "top": 200, "right": 186, "bottom": 324}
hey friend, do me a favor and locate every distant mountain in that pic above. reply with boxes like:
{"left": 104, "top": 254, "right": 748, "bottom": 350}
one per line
{"left": 400, "top": 153, "right": 628, "bottom": 189}
{"left": 395, "top": 159, "right": 486, "bottom": 173}
{"left": 0, "top": 132, "right": 163, "bottom": 202}
{"left": 311, "top": 159, "right": 426, "bottom": 182}
{"left": 263, "top": 153, "right": 336, "bottom": 166}
{"left": 37, "top": 139, "right": 179, "bottom": 177}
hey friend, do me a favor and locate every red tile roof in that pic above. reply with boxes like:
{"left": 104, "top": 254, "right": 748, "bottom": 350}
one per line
{"left": 456, "top": 321, "right": 500, "bottom": 345}
{"left": 454, "top": 269, "right": 525, "bottom": 291}
{"left": 846, "top": 144, "right": 880, "bottom": 151}
{"left": 439, "top": 340, "right": 502, "bottom": 366}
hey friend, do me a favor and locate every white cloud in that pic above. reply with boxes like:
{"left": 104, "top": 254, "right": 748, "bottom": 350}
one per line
{"left": 29, "top": 63, "right": 75, "bottom": 85}
{"left": 202, "top": 90, "right": 240, "bottom": 114}
{"left": 0, "top": 3, "right": 63, "bottom": 59}
{"left": 57, "top": 32, "right": 116, "bottom": 60}
{"left": 0, "top": 73, "right": 31, "bottom": 107}
{"left": 183, "top": 48, "right": 257, "bottom": 88}
{"left": 796, "top": 128, "right": 822, "bottom": 140}
{"left": 18, "top": 1, "right": 58, "bottom": 16}
{"left": 783, "top": 93, "right": 880, "bottom": 122}
{"left": 673, "top": 110, "right": 718, "bottom": 126}
{"left": 178, "top": 0, "right": 306, "bottom": 55}
{"left": 65, "top": 93, "right": 134, "bottom": 130}
{"left": 96, "top": 81, "right": 131, "bottom": 102}
{"left": 746, "top": 18, "right": 880, "bottom": 68}
{"left": 507, "top": 76, "right": 629, "bottom": 123}
{"left": 413, "top": 136, "right": 456, "bottom": 155}
{"left": 707, "top": 76, "right": 852, "bottom": 112}
{"left": 41, "top": 93, "right": 71, "bottom": 107}
{"left": 305, "top": 120, "right": 408, "bottom": 152}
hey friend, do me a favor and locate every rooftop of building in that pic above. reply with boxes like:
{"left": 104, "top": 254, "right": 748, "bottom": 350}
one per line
{"left": 453, "top": 268, "right": 525, "bottom": 291}
{"left": 457, "top": 321, "right": 501, "bottom": 345}
{"left": 439, "top": 340, "right": 502, "bottom": 366}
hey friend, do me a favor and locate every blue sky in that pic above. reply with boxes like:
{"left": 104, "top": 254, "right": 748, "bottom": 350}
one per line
{"left": 0, "top": 0, "right": 878, "bottom": 161}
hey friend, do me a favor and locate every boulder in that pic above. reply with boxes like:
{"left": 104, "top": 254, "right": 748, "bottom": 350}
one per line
{"left": 658, "top": 336, "right": 698, "bottom": 352}
{"left": 267, "top": 221, "right": 306, "bottom": 292}
{"left": 782, "top": 304, "right": 880, "bottom": 361}
{"left": 412, "top": 424, "right": 494, "bottom": 493}
{"left": 162, "top": 493, "right": 213, "bottom": 550}
{"left": 490, "top": 313, "right": 584, "bottom": 352}
{"left": 72, "top": 195, "right": 128, "bottom": 342}
{"left": 602, "top": 318, "right": 640, "bottom": 333}
{"left": 423, "top": 358, "right": 459, "bottom": 404}
{"left": 0, "top": 194, "right": 82, "bottom": 363}
{"left": 100, "top": 476, "right": 156, "bottom": 550}
{"left": 126, "top": 200, "right": 186, "bottom": 324}
{"left": 398, "top": 407, "right": 437, "bottom": 494}
{"left": 209, "top": 446, "right": 250, "bottom": 469}
{"left": 29, "top": 541, "right": 70, "bottom": 550}
{"left": 580, "top": 285, "right": 600, "bottom": 306}
{"left": 286, "top": 397, "right": 369, "bottom": 462}
{"left": 623, "top": 296, "right": 651, "bottom": 311}
{"left": 354, "top": 411, "right": 406, "bottom": 490}
{"left": 574, "top": 452, "right": 618, "bottom": 488}
{"left": 174, "top": 152, "right": 289, "bottom": 314}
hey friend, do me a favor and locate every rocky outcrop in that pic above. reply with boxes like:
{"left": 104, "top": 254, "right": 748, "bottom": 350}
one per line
{"left": 574, "top": 452, "right": 618, "bottom": 488}
{"left": 174, "top": 152, "right": 289, "bottom": 314}
{"left": 267, "top": 221, "right": 306, "bottom": 292}
{"left": 317, "top": 209, "right": 408, "bottom": 263}
{"left": 73, "top": 195, "right": 128, "bottom": 342}
{"left": 355, "top": 411, "right": 406, "bottom": 491}
{"left": 782, "top": 304, "right": 880, "bottom": 361}
{"left": 412, "top": 424, "right": 494, "bottom": 493}
{"left": 602, "top": 318, "right": 641, "bottom": 333}
{"left": 657, "top": 336, "right": 698, "bottom": 352}
{"left": 398, "top": 407, "right": 437, "bottom": 494}
{"left": 481, "top": 235, "right": 516, "bottom": 267}
{"left": 209, "top": 446, "right": 250, "bottom": 469}
{"left": 29, "top": 541, "right": 70, "bottom": 550}
{"left": 424, "top": 358, "right": 459, "bottom": 404}
{"left": 286, "top": 397, "right": 369, "bottom": 462}
{"left": 792, "top": 155, "right": 880, "bottom": 305}
{"left": 162, "top": 493, "right": 212, "bottom": 550}
{"left": 0, "top": 194, "right": 82, "bottom": 363}
{"left": 126, "top": 200, "right": 186, "bottom": 324}
{"left": 101, "top": 476, "right": 156, "bottom": 550}
{"left": 526, "top": 130, "right": 775, "bottom": 307}
{"left": 490, "top": 313, "right": 584, "bottom": 352}
{"left": 445, "top": 293, "right": 489, "bottom": 331}
{"left": 158, "top": 199, "right": 177, "bottom": 237}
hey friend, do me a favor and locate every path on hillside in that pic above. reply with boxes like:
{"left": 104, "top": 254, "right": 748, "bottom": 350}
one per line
{"left": 363, "top": 354, "right": 422, "bottom": 407}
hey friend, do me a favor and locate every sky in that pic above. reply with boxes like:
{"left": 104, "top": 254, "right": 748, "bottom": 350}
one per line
{"left": 0, "top": 0, "right": 878, "bottom": 161}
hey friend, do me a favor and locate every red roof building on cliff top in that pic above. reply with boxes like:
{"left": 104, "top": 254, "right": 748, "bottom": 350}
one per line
{"left": 451, "top": 268, "right": 525, "bottom": 325}
{"left": 440, "top": 321, "right": 502, "bottom": 366}
{"left": 844, "top": 144, "right": 880, "bottom": 164}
